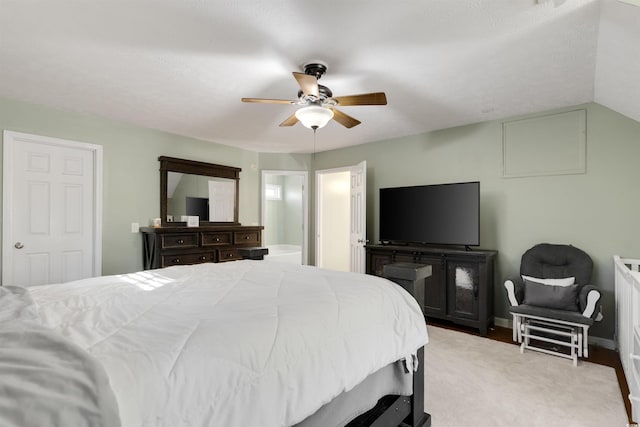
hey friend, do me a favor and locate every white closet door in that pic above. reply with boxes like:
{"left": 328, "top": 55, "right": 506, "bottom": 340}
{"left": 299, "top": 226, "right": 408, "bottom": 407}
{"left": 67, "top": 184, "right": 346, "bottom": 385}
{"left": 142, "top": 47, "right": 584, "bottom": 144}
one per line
{"left": 349, "top": 161, "right": 367, "bottom": 274}
{"left": 3, "top": 131, "right": 102, "bottom": 286}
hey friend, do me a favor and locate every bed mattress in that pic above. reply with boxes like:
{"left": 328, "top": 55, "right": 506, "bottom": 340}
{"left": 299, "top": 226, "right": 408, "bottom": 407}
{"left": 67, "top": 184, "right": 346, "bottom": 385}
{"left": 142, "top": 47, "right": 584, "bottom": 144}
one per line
{"left": 5, "top": 260, "right": 428, "bottom": 427}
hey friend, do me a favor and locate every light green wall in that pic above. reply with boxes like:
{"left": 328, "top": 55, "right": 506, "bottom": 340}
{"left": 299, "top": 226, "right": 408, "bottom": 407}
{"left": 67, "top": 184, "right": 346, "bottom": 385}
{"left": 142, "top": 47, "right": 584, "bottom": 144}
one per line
{"left": 2, "top": 96, "right": 638, "bottom": 342}
{"left": 310, "top": 103, "right": 640, "bottom": 341}
{"left": 0, "top": 97, "right": 260, "bottom": 276}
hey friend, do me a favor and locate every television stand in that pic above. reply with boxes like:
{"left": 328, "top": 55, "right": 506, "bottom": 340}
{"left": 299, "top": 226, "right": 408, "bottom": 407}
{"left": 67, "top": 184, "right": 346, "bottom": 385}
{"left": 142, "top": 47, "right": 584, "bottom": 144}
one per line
{"left": 365, "top": 244, "right": 496, "bottom": 336}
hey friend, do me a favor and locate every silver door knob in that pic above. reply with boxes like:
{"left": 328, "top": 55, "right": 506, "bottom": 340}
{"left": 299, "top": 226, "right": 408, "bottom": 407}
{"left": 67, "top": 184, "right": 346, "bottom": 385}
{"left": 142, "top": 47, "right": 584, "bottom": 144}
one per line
{"left": 14, "top": 242, "right": 24, "bottom": 249}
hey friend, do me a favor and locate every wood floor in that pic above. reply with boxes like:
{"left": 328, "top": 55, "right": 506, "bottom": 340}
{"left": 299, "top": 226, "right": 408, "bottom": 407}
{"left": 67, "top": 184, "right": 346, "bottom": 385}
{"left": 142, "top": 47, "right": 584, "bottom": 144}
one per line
{"left": 427, "top": 318, "right": 633, "bottom": 423}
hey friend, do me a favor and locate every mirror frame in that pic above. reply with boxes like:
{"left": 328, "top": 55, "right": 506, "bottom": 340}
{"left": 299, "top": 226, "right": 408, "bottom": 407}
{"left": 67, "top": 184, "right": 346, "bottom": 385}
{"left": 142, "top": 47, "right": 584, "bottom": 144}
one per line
{"left": 159, "top": 156, "right": 240, "bottom": 227}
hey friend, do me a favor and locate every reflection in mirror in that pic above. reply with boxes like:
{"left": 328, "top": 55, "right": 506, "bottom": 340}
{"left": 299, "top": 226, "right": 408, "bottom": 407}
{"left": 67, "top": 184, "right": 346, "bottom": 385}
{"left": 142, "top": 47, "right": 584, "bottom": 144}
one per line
{"left": 159, "top": 156, "right": 241, "bottom": 226}
{"left": 166, "top": 172, "right": 236, "bottom": 222}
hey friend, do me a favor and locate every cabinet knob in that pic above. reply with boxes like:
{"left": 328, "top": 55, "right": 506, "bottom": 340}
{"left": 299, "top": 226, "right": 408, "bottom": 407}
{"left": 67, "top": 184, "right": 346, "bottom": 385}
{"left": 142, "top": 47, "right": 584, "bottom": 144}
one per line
{"left": 173, "top": 258, "right": 181, "bottom": 263}
{"left": 228, "top": 253, "right": 233, "bottom": 257}
{"left": 244, "top": 236, "right": 250, "bottom": 240}
{"left": 215, "top": 237, "right": 220, "bottom": 242}
{"left": 177, "top": 239, "right": 184, "bottom": 244}
{"left": 200, "top": 256, "right": 206, "bottom": 261}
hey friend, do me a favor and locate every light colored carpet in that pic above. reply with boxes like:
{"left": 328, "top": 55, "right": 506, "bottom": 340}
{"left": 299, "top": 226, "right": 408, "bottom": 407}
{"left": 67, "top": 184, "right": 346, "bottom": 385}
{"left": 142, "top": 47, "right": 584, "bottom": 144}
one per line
{"left": 424, "top": 325, "right": 628, "bottom": 427}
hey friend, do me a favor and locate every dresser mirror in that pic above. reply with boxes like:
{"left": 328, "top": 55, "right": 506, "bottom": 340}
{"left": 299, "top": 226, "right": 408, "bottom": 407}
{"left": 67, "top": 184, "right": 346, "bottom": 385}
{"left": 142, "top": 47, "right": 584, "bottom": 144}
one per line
{"left": 159, "top": 156, "right": 240, "bottom": 226}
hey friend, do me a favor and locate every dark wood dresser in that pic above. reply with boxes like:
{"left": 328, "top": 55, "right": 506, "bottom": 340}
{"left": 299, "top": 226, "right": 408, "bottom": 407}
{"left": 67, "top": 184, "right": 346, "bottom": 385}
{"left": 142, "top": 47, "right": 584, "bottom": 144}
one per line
{"left": 141, "top": 225, "right": 263, "bottom": 269}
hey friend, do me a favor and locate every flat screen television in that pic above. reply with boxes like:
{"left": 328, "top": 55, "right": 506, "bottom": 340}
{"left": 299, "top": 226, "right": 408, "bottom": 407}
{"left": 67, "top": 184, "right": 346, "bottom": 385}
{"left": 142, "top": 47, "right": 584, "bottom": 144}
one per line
{"left": 379, "top": 181, "right": 480, "bottom": 247}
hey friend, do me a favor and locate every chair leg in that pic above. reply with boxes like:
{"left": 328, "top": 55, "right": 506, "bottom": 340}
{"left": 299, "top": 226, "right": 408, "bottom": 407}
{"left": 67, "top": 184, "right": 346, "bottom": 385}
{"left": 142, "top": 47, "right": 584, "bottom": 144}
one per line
{"left": 577, "top": 330, "right": 583, "bottom": 358}
{"left": 571, "top": 328, "right": 582, "bottom": 366}
{"left": 512, "top": 314, "right": 519, "bottom": 342}
{"left": 583, "top": 326, "right": 589, "bottom": 358}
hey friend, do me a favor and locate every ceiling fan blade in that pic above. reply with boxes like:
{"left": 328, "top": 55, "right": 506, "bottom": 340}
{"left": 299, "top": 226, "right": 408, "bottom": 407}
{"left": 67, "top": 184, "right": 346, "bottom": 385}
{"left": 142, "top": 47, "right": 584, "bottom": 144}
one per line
{"left": 333, "top": 92, "right": 387, "bottom": 106}
{"left": 331, "top": 108, "right": 361, "bottom": 129}
{"left": 241, "top": 98, "right": 295, "bottom": 105}
{"left": 279, "top": 113, "right": 299, "bottom": 127}
{"left": 293, "top": 72, "right": 319, "bottom": 98}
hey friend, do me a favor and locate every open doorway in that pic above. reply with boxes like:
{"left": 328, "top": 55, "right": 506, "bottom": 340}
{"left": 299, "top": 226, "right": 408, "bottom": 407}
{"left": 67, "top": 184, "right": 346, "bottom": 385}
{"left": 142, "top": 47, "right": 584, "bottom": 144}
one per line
{"left": 315, "top": 161, "right": 366, "bottom": 273}
{"left": 261, "top": 170, "right": 308, "bottom": 265}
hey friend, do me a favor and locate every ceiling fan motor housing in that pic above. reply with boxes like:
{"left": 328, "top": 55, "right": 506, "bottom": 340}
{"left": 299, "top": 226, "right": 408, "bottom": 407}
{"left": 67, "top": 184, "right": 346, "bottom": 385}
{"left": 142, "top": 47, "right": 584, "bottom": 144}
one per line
{"left": 303, "top": 62, "right": 328, "bottom": 80}
{"left": 297, "top": 84, "right": 333, "bottom": 102}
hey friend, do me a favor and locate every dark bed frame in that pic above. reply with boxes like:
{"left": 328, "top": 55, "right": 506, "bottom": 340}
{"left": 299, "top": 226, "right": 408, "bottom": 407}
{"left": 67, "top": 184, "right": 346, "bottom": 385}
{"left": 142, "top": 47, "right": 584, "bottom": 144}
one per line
{"left": 346, "top": 346, "right": 430, "bottom": 427}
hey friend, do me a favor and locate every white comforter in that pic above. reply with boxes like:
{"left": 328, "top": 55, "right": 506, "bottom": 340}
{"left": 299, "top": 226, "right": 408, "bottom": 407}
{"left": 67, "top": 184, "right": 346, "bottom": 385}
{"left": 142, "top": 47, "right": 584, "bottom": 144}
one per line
{"left": 0, "top": 286, "right": 121, "bottom": 427}
{"left": 27, "top": 260, "right": 428, "bottom": 427}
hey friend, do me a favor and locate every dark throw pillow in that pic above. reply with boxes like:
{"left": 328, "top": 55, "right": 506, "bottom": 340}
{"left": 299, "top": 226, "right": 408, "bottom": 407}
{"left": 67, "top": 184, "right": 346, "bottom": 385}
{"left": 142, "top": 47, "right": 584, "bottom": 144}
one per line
{"left": 523, "top": 279, "right": 580, "bottom": 311}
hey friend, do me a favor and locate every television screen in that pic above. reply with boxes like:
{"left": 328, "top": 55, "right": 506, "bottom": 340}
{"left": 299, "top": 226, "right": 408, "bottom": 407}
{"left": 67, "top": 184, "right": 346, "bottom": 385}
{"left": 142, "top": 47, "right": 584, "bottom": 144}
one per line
{"left": 186, "top": 197, "right": 209, "bottom": 221}
{"left": 379, "top": 181, "right": 480, "bottom": 246}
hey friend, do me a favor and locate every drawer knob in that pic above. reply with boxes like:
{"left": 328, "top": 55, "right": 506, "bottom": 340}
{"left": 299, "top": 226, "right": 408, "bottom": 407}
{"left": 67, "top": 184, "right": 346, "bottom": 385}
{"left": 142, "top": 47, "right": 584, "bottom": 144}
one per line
{"left": 228, "top": 253, "right": 233, "bottom": 257}
{"left": 177, "top": 239, "right": 184, "bottom": 244}
{"left": 200, "top": 256, "right": 206, "bottom": 261}
{"left": 173, "top": 258, "right": 181, "bottom": 263}
{"left": 215, "top": 237, "right": 220, "bottom": 242}
{"left": 244, "top": 236, "right": 250, "bottom": 240}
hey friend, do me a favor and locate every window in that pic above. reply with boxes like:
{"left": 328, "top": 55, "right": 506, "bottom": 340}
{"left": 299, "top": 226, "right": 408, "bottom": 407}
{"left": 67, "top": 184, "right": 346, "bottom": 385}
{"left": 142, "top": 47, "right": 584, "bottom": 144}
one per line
{"left": 265, "top": 184, "right": 282, "bottom": 201}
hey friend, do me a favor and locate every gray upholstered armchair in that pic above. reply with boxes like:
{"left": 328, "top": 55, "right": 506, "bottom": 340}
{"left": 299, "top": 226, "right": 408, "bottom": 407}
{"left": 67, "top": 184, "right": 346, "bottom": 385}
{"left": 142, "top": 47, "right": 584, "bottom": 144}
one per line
{"left": 504, "top": 243, "right": 601, "bottom": 365}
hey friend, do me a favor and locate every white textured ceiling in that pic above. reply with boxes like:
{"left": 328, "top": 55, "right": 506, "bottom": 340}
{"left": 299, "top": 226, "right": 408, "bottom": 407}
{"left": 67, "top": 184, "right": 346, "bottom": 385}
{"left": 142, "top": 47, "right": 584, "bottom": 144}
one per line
{"left": 0, "top": 0, "right": 638, "bottom": 153}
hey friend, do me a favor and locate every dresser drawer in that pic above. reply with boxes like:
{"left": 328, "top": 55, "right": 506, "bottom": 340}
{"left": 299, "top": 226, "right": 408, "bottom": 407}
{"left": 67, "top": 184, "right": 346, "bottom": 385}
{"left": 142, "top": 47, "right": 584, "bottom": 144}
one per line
{"left": 201, "top": 232, "right": 233, "bottom": 246}
{"left": 234, "top": 230, "right": 260, "bottom": 245}
{"left": 161, "top": 233, "right": 198, "bottom": 249}
{"left": 218, "top": 248, "right": 242, "bottom": 262}
{"left": 162, "top": 252, "right": 215, "bottom": 267}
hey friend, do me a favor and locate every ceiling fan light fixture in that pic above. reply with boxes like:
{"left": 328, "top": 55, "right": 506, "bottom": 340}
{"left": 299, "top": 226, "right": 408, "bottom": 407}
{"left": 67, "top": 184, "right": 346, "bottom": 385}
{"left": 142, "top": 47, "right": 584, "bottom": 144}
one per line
{"left": 295, "top": 105, "right": 334, "bottom": 130}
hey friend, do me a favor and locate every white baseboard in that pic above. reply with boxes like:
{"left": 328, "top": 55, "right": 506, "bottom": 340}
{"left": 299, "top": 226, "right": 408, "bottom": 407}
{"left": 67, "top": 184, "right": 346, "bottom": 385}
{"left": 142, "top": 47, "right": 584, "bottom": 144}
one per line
{"left": 493, "top": 316, "right": 616, "bottom": 350}
{"left": 494, "top": 316, "right": 511, "bottom": 329}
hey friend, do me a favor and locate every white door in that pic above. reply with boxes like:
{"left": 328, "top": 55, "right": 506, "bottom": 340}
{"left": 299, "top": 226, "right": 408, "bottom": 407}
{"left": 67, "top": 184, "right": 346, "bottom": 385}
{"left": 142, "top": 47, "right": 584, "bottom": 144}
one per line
{"left": 315, "top": 161, "right": 367, "bottom": 273}
{"left": 2, "top": 131, "right": 102, "bottom": 286}
{"left": 349, "top": 161, "right": 366, "bottom": 273}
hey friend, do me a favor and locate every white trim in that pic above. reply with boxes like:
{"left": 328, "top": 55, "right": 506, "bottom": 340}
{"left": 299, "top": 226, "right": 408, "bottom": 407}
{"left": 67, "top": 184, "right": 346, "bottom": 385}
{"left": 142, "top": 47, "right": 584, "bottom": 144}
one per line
{"left": 494, "top": 316, "right": 511, "bottom": 329}
{"left": 261, "top": 170, "right": 308, "bottom": 265}
{"left": 2, "top": 130, "right": 103, "bottom": 284}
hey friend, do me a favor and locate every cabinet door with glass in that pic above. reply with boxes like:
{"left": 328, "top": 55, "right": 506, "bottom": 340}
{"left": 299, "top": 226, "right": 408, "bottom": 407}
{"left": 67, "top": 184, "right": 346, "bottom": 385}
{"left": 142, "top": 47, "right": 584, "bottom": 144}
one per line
{"left": 446, "top": 259, "right": 480, "bottom": 320}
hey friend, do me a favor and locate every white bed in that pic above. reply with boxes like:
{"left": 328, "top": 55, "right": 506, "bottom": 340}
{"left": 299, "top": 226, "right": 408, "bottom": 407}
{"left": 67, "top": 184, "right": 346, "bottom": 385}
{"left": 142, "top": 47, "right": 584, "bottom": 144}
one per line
{"left": 0, "top": 260, "right": 428, "bottom": 427}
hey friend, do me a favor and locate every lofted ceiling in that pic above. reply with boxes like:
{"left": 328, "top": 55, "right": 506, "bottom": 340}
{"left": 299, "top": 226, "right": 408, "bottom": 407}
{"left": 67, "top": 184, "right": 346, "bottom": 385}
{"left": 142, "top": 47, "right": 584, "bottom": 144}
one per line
{"left": 0, "top": 0, "right": 638, "bottom": 153}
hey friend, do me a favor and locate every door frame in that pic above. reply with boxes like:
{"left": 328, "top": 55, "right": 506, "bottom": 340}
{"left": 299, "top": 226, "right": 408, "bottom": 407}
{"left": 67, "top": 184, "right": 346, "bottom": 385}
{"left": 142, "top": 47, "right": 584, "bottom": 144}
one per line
{"left": 2, "top": 130, "right": 103, "bottom": 284}
{"left": 261, "top": 170, "right": 309, "bottom": 264}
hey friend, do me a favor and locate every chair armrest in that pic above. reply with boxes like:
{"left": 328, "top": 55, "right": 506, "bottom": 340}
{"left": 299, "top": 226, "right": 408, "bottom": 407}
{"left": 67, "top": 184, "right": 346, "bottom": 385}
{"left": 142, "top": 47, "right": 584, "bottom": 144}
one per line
{"left": 579, "top": 285, "right": 601, "bottom": 319}
{"left": 504, "top": 277, "right": 524, "bottom": 306}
